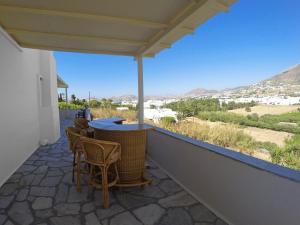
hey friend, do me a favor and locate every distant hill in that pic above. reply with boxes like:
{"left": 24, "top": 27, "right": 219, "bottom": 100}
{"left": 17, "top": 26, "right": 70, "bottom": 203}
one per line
{"left": 228, "top": 64, "right": 300, "bottom": 97}
{"left": 261, "top": 64, "right": 300, "bottom": 86}
{"left": 184, "top": 88, "right": 219, "bottom": 97}
{"left": 109, "top": 64, "right": 300, "bottom": 100}
{"left": 188, "top": 64, "right": 300, "bottom": 97}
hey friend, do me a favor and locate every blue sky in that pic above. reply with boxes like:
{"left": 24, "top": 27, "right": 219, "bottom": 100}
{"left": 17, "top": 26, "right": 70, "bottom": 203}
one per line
{"left": 55, "top": 0, "right": 300, "bottom": 99}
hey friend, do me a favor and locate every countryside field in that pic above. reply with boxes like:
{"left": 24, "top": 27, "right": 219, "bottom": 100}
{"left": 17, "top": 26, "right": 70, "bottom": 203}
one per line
{"left": 229, "top": 104, "right": 299, "bottom": 116}
{"left": 186, "top": 117, "right": 292, "bottom": 147}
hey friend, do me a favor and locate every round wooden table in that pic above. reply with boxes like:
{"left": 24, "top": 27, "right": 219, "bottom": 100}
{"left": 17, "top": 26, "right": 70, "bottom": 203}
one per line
{"left": 89, "top": 118, "right": 152, "bottom": 187}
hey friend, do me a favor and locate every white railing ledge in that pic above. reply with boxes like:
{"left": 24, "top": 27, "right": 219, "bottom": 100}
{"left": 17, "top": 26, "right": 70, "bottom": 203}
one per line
{"left": 150, "top": 125, "right": 300, "bottom": 183}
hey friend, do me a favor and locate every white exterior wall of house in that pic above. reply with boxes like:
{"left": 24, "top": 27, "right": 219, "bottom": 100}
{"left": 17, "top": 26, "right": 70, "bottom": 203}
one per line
{"left": 0, "top": 30, "right": 60, "bottom": 186}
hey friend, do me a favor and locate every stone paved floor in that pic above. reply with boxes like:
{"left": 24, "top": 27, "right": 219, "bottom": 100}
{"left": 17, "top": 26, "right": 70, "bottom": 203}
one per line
{"left": 0, "top": 119, "right": 228, "bottom": 225}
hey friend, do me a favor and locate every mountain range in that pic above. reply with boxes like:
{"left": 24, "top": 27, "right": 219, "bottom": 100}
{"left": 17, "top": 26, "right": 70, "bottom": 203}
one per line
{"left": 185, "top": 64, "right": 300, "bottom": 98}
{"left": 112, "top": 64, "right": 300, "bottom": 101}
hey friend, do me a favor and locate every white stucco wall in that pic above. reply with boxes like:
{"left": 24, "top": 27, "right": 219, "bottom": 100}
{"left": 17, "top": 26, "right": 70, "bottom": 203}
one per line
{"left": 147, "top": 128, "right": 300, "bottom": 225}
{"left": 0, "top": 31, "right": 60, "bottom": 186}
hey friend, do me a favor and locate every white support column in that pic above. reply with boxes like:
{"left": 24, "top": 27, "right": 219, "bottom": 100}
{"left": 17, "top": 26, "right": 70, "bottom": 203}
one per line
{"left": 65, "top": 88, "right": 68, "bottom": 103}
{"left": 137, "top": 55, "right": 144, "bottom": 124}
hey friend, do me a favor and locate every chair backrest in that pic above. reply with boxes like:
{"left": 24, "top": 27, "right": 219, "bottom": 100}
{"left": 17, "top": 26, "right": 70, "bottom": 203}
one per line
{"left": 65, "top": 127, "right": 83, "bottom": 153}
{"left": 74, "top": 118, "right": 89, "bottom": 129}
{"left": 80, "top": 136, "right": 121, "bottom": 166}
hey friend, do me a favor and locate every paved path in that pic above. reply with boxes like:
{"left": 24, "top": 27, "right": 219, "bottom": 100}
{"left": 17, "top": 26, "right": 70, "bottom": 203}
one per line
{"left": 0, "top": 119, "right": 228, "bottom": 225}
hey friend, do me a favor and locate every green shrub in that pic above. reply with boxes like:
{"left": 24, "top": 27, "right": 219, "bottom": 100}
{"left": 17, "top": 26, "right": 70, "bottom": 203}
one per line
{"left": 245, "top": 106, "right": 251, "bottom": 112}
{"left": 197, "top": 111, "right": 300, "bottom": 134}
{"left": 58, "top": 102, "right": 83, "bottom": 110}
{"left": 160, "top": 117, "right": 176, "bottom": 126}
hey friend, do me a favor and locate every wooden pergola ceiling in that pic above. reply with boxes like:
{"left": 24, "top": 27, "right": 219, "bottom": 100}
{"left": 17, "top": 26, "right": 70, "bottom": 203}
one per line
{"left": 0, "top": 0, "right": 236, "bottom": 57}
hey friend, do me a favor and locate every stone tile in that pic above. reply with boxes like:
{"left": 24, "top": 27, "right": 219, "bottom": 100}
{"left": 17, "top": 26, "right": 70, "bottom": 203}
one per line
{"left": 31, "top": 174, "right": 45, "bottom": 186}
{"left": 35, "top": 209, "right": 54, "bottom": 219}
{"left": 126, "top": 186, "right": 165, "bottom": 199}
{"left": 67, "top": 186, "right": 89, "bottom": 203}
{"left": 6, "top": 174, "right": 22, "bottom": 183}
{"left": 0, "top": 196, "right": 14, "bottom": 209}
{"left": 50, "top": 216, "right": 81, "bottom": 225}
{"left": 33, "top": 166, "right": 49, "bottom": 174}
{"left": 85, "top": 212, "right": 101, "bottom": 225}
{"left": 55, "top": 183, "right": 68, "bottom": 204}
{"left": 148, "top": 168, "right": 168, "bottom": 179}
{"left": 216, "top": 219, "right": 229, "bottom": 225}
{"left": 116, "top": 192, "right": 155, "bottom": 209}
{"left": 101, "top": 219, "right": 109, "bottom": 225}
{"left": 81, "top": 202, "right": 96, "bottom": 213}
{"left": 189, "top": 204, "right": 217, "bottom": 223}
{"left": 110, "top": 212, "right": 142, "bottom": 225}
{"left": 8, "top": 201, "right": 34, "bottom": 225}
{"left": 16, "top": 189, "right": 29, "bottom": 201}
{"left": 195, "top": 223, "right": 214, "bottom": 225}
{"left": 158, "top": 191, "right": 197, "bottom": 208}
{"left": 20, "top": 174, "right": 35, "bottom": 186}
{"left": 47, "top": 169, "right": 63, "bottom": 177}
{"left": 54, "top": 203, "right": 80, "bottom": 216}
{"left": 0, "top": 214, "right": 7, "bottom": 224}
{"left": 94, "top": 190, "right": 116, "bottom": 206}
{"left": 40, "top": 176, "right": 62, "bottom": 187}
{"left": 17, "top": 165, "right": 36, "bottom": 173}
{"left": 62, "top": 172, "right": 73, "bottom": 185}
{"left": 159, "top": 208, "right": 193, "bottom": 225}
{"left": 30, "top": 187, "right": 56, "bottom": 197}
{"left": 4, "top": 220, "right": 14, "bottom": 225}
{"left": 32, "top": 197, "right": 53, "bottom": 210}
{"left": 96, "top": 204, "right": 125, "bottom": 220}
{"left": 133, "top": 203, "right": 165, "bottom": 225}
{"left": 159, "top": 179, "right": 182, "bottom": 195}
{"left": 0, "top": 184, "right": 18, "bottom": 196}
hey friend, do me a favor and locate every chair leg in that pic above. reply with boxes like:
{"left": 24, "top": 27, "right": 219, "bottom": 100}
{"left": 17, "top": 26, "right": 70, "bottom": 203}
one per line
{"left": 101, "top": 166, "right": 109, "bottom": 209}
{"left": 76, "top": 152, "right": 81, "bottom": 192}
{"left": 72, "top": 154, "right": 76, "bottom": 182}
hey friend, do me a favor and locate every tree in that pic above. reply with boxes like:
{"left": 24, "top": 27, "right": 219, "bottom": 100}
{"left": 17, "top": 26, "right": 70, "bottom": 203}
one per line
{"left": 71, "top": 94, "right": 76, "bottom": 103}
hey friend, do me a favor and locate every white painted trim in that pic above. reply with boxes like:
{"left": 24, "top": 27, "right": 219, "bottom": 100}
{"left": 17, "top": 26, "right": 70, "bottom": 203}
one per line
{"left": 0, "top": 26, "right": 22, "bottom": 52}
{"left": 148, "top": 156, "right": 234, "bottom": 225}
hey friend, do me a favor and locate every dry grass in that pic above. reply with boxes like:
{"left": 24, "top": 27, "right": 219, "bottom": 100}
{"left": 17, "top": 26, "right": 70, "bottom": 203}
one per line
{"left": 157, "top": 119, "right": 257, "bottom": 156}
{"left": 91, "top": 108, "right": 137, "bottom": 123}
{"left": 229, "top": 104, "right": 300, "bottom": 116}
{"left": 186, "top": 117, "right": 292, "bottom": 147}
{"left": 243, "top": 127, "right": 292, "bottom": 147}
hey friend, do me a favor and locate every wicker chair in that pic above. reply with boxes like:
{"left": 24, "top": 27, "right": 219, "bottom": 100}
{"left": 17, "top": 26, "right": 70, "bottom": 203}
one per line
{"left": 80, "top": 136, "right": 121, "bottom": 208}
{"left": 74, "top": 118, "right": 94, "bottom": 138}
{"left": 74, "top": 118, "right": 89, "bottom": 129}
{"left": 65, "top": 127, "right": 86, "bottom": 191}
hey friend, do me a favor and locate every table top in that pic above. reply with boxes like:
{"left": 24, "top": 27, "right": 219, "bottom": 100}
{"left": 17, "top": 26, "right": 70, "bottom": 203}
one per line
{"left": 89, "top": 117, "right": 153, "bottom": 131}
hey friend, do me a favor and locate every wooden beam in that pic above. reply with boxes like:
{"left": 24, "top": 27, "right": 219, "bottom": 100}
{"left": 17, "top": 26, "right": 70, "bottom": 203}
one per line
{"left": 20, "top": 43, "right": 135, "bottom": 56}
{"left": 0, "top": 4, "right": 168, "bottom": 29}
{"left": 7, "top": 28, "right": 146, "bottom": 46}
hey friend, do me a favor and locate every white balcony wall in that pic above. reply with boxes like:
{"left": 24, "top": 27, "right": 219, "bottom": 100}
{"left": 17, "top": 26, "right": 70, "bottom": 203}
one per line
{"left": 0, "top": 31, "right": 60, "bottom": 186}
{"left": 147, "top": 128, "right": 300, "bottom": 225}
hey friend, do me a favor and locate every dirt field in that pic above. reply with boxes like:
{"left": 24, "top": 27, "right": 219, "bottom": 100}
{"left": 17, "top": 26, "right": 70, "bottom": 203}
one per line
{"left": 242, "top": 126, "right": 292, "bottom": 147}
{"left": 186, "top": 117, "right": 293, "bottom": 147}
{"left": 229, "top": 104, "right": 300, "bottom": 116}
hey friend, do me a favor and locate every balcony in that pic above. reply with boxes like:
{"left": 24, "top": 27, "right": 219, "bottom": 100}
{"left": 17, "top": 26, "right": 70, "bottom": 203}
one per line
{"left": 1, "top": 118, "right": 300, "bottom": 225}
{"left": 0, "top": 119, "right": 228, "bottom": 225}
